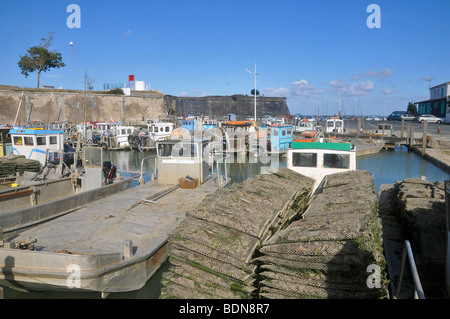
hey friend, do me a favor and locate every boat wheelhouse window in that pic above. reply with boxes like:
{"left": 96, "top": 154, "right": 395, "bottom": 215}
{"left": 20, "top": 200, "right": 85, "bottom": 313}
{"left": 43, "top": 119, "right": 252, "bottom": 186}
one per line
{"left": 158, "top": 143, "right": 173, "bottom": 157}
{"left": 13, "top": 136, "right": 23, "bottom": 145}
{"left": 174, "top": 143, "right": 198, "bottom": 158}
{"left": 159, "top": 142, "right": 199, "bottom": 158}
{"left": 287, "top": 129, "right": 292, "bottom": 135}
{"left": 323, "top": 153, "right": 350, "bottom": 169}
{"left": 327, "top": 121, "right": 335, "bottom": 127}
{"left": 23, "top": 136, "right": 34, "bottom": 146}
{"left": 148, "top": 127, "right": 154, "bottom": 132}
{"left": 165, "top": 126, "right": 170, "bottom": 132}
{"left": 273, "top": 130, "right": 279, "bottom": 136}
{"left": 292, "top": 153, "right": 317, "bottom": 168}
{"left": 37, "top": 136, "right": 46, "bottom": 146}
{"left": 49, "top": 136, "right": 58, "bottom": 145}
{"left": 282, "top": 130, "right": 286, "bottom": 136}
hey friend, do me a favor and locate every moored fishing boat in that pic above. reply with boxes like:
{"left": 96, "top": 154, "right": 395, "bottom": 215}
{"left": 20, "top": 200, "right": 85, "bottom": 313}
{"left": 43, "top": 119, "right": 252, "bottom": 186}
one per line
{"left": 0, "top": 134, "right": 229, "bottom": 295}
{"left": 287, "top": 140, "right": 356, "bottom": 190}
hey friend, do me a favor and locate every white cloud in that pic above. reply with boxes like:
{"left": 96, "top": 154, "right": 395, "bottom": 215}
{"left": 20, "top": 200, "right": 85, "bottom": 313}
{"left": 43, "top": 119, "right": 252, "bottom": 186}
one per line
{"left": 352, "top": 68, "right": 394, "bottom": 81}
{"left": 264, "top": 79, "right": 322, "bottom": 98}
{"left": 179, "top": 90, "right": 209, "bottom": 97}
{"left": 291, "top": 79, "right": 323, "bottom": 97}
{"left": 380, "top": 88, "right": 393, "bottom": 95}
{"left": 264, "top": 87, "right": 290, "bottom": 96}
{"left": 329, "top": 80, "right": 375, "bottom": 97}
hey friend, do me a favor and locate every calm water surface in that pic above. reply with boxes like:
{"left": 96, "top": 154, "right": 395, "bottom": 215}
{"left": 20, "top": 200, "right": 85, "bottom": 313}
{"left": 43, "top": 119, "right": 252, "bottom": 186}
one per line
{"left": 2, "top": 148, "right": 448, "bottom": 298}
{"left": 357, "top": 149, "right": 449, "bottom": 192}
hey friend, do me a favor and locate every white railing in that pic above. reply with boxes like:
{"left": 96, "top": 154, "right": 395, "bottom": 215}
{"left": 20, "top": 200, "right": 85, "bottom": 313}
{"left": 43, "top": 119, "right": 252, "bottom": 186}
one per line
{"left": 215, "top": 154, "right": 230, "bottom": 188}
{"left": 139, "top": 155, "right": 157, "bottom": 185}
{"left": 395, "top": 240, "right": 425, "bottom": 299}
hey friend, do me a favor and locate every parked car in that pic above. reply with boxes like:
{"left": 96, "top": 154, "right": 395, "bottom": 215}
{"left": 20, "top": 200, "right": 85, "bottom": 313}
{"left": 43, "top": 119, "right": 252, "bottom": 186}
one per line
{"left": 401, "top": 113, "right": 416, "bottom": 121}
{"left": 387, "top": 111, "right": 407, "bottom": 121}
{"left": 417, "top": 114, "right": 443, "bottom": 124}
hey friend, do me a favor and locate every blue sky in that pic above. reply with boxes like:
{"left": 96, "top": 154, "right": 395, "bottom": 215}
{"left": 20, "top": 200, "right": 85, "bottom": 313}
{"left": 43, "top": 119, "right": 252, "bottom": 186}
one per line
{"left": 1, "top": 0, "right": 449, "bottom": 116}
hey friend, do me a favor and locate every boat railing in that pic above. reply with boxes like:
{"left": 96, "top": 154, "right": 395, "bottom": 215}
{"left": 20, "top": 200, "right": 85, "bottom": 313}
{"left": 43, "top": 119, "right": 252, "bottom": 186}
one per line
{"left": 139, "top": 155, "right": 157, "bottom": 185}
{"left": 395, "top": 240, "right": 425, "bottom": 299}
{"left": 215, "top": 154, "right": 230, "bottom": 188}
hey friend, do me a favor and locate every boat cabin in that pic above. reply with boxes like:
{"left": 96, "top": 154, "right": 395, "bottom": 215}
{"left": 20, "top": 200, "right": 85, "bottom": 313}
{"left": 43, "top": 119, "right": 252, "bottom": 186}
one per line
{"left": 372, "top": 123, "right": 394, "bottom": 137}
{"left": 148, "top": 122, "right": 174, "bottom": 141}
{"left": 156, "top": 138, "right": 210, "bottom": 185}
{"left": 0, "top": 127, "right": 12, "bottom": 157}
{"left": 202, "top": 119, "right": 217, "bottom": 130}
{"left": 96, "top": 121, "right": 122, "bottom": 133}
{"left": 264, "top": 125, "right": 293, "bottom": 152}
{"left": 10, "top": 128, "right": 65, "bottom": 166}
{"left": 221, "top": 121, "right": 255, "bottom": 153}
{"left": 181, "top": 119, "right": 199, "bottom": 132}
{"left": 295, "top": 119, "right": 315, "bottom": 133}
{"left": 113, "top": 125, "right": 136, "bottom": 147}
{"left": 326, "top": 118, "right": 344, "bottom": 134}
{"left": 287, "top": 141, "right": 356, "bottom": 186}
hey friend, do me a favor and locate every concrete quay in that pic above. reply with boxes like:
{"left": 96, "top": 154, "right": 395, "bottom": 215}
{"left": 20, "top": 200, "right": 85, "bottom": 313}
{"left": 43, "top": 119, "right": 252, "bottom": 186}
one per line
{"left": 409, "top": 130, "right": 450, "bottom": 174}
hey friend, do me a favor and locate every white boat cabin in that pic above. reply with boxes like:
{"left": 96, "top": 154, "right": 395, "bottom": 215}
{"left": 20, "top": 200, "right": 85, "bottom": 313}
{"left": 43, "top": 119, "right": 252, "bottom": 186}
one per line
{"left": 10, "top": 129, "right": 65, "bottom": 166}
{"left": 156, "top": 138, "right": 210, "bottom": 185}
{"left": 326, "top": 118, "right": 344, "bottom": 134}
{"left": 148, "top": 121, "right": 174, "bottom": 142}
{"left": 287, "top": 141, "right": 356, "bottom": 189}
{"left": 113, "top": 125, "right": 135, "bottom": 147}
{"left": 295, "top": 120, "right": 315, "bottom": 133}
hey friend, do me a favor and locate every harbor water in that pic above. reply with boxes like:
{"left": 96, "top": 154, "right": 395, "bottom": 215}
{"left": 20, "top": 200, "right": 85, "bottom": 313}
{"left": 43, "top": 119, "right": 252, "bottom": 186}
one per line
{"left": 2, "top": 147, "right": 449, "bottom": 299}
{"left": 356, "top": 148, "right": 449, "bottom": 192}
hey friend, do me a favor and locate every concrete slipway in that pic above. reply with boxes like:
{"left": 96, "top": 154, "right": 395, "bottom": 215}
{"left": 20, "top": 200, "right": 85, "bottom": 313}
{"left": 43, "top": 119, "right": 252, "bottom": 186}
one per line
{"left": 0, "top": 176, "right": 219, "bottom": 293}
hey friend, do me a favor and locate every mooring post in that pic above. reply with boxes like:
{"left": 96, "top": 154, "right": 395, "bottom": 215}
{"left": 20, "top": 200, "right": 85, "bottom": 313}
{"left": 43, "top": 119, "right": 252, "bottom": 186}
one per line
{"left": 407, "top": 125, "right": 411, "bottom": 146}
{"left": 422, "top": 120, "right": 428, "bottom": 157}
{"left": 124, "top": 240, "right": 133, "bottom": 258}
{"left": 409, "top": 125, "right": 414, "bottom": 148}
{"left": 401, "top": 118, "right": 404, "bottom": 138}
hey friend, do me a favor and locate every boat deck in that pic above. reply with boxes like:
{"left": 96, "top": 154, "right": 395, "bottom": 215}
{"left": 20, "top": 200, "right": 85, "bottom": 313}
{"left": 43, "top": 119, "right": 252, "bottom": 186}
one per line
{"left": 7, "top": 177, "right": 218, "bottom": 259}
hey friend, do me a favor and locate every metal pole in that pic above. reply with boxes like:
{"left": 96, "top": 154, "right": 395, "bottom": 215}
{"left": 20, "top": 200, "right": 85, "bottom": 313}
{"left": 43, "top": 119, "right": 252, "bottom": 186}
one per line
{"left": 71, "top": 43, "right": 74, "bottom": 90}
{"left": 246, "top": 64, "right": 259, "bottom": 122}
{"left": 395, "top": 240, "right": 425, "bottom": 299}
{"left": 254, "top": 63, "right": 257, "bottom": 122}
{"left": 422, "top": 120, "right": 428, "bottom": 157}
{"left": 13, "top": 92, "right": 24, "bottom": 127}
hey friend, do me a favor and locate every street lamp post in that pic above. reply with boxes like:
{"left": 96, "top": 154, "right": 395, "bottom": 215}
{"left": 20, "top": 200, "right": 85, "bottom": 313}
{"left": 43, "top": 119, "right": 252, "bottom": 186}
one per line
{"left": 70, "top": 41, "right": 74, "bottom": 90}
{"left": 246, "top": 63, "right": 259, "bottom": 122}
{"left": 338, "top": 84, "right": 342, "bottom": 118}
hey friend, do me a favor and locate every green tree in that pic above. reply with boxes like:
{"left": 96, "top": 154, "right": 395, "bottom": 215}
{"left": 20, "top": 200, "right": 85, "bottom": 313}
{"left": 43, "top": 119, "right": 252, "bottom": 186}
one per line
{"left": 407, "top": 102, "right": 417, "bottom": 115}
{"left": 18, "top": 33, "right": 66, "bottom": 88}
{"left": 251, "top": 89, "right": 260, "bottom": 96}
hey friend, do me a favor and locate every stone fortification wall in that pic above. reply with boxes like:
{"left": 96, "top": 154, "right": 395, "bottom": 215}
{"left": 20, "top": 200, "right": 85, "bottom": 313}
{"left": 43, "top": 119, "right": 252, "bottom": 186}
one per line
{"left": 0, "top": 89, "right": 290, "bottom": 125}
{"left": 0, "top": 89, "right": 165, "bottom": 125}
{"left": 167, "top": 95, "right": 291, "bottom": 119}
